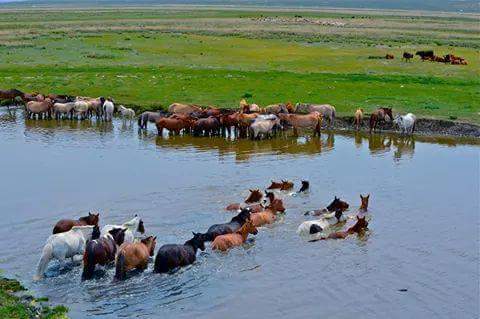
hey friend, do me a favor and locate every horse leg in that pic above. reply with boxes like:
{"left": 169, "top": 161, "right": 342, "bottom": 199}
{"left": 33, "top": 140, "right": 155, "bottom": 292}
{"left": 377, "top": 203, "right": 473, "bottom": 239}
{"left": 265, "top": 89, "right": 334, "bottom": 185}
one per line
{"left": 293, "top": 127, "right": 298, "bottom": 137}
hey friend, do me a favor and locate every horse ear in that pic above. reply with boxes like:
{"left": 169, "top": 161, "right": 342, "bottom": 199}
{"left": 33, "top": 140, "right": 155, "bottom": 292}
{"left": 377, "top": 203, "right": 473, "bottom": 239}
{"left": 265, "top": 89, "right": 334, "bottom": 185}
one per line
{"left": 366, "top": 194, "right": 370, "bottom": 199}
{"left": 153, "top": 236, "right": 157, "bottom": 241}
{"left": 249, "top": 189, "right": 253, "bottom": 192}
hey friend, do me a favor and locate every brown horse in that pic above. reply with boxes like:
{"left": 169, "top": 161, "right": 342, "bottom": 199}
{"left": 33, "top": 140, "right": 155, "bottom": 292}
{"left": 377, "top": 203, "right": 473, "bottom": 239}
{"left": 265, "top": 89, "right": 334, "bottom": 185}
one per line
{"left": 354, "top": 108, "right": 363, "bottom": 130}
{"left": 250, "top": 202, "right": 284, "bottom": 227}
{"left": 311, "top": 215, "right": 368, "bottom": 241}
{"left": 220, "top": 112, "right": 240, "bottom": 136}
{"left": 26, "top": 98, "right": 54, "bottom": 119}
{"left": 279, "top": 112, "right": 322, "bottom": 136}
{"left": 225, "top": 202, "right": 265, "bottom": 213}
{"left": 402, "top": 52, "right": 414, "bottom": 62}
{"left": 21, "top": 93, "right": 44, "bottom": 103}
{"left": 115, "top": 236, "right": 157, "bottom": 280}
{"left": 265, "top": 192, "right": 286, "bottom": 213}
{"left": 267, "top": 180, "right": 283, "bottom": 189}
{"left": 245, "top": 189, "right": 263, "bottom": 204}
{"left": 168, "top": 103, "right": 202, "bottom": 115}
{"left": 82, "top": 227, "right": 126, "bottom": 280}
{"left": 155, "top": 116, "right": 194, "bottom": 136}
{"left": 360, "top": 194, "right": 370, "bottom": 212}
{"left": 211, "top": 218, "right": 258, "bottom": 251}
{"left": 369, "top": 107, "right": 393, "bottom": 133}
{"left": 385, "top": 54, "right": 394, "bottom": 59}
{"left": 193, "top": 116, "right": 221, "bottom": 136}
{"left": 0, "top": 88, "right": 23, "bottom": 103}
{"left": 53, "top": 212, "right": 99, "bottom": 234}
{"left": 237, "top": 113, "right": 258, "bottom": 138}
{"left": 280, "top": 180, "right": 294, "bottom": 191}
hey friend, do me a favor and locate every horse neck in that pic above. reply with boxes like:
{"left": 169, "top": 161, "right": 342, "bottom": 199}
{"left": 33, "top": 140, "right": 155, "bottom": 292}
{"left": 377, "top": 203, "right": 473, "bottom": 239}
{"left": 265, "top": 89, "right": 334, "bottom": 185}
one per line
{"left": 123, "top": 218, "right": 139, "bottom": 231}
{"left": 237, "top": 226, "right": 250, "bottom": 242}
{"left": 184, "top": 240, "right": 198, "bottom": 253}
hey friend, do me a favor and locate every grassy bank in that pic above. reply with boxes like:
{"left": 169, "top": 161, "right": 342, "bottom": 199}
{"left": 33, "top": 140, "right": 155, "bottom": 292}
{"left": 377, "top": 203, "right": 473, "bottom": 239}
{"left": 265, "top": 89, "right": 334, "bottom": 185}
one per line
{"left": 0, "top": 6, "right": 478, "bottom": 122}
{"left": 0, "top": 276, "right": 68, "bottom": 319}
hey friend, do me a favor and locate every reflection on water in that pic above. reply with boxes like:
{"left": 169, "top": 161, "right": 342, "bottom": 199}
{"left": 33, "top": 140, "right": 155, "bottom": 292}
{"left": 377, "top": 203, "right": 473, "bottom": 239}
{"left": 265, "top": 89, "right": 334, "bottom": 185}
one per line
{"left": 0, "top": 110, "right": 478, "bottom": 319}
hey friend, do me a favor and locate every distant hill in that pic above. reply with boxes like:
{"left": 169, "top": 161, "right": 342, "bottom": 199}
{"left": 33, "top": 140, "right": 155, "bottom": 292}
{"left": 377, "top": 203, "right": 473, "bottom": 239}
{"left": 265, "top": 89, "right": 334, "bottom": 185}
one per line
{"left": 1, "top": 0, "right": 478, "bottom": 13}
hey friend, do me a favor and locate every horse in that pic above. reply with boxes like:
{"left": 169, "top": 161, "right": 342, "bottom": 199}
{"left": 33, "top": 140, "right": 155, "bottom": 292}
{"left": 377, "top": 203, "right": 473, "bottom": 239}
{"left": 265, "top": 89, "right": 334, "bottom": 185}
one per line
{"left": 305, "top": 104, "right": 335, "bottom": 128}
{"left": 73, "top": 100, "right": 89, "bottom": 120}
{"left": 193, "top": 116, "right": 221, "bottom": 136}
{"left": 298, "top": 180, "right": 309, "bottom": 193}
{"left": 369, "top": 107, "right": 393, "bottom": 133}
{"left": 103, "top": 99, "right": 115, "bottom": 122}
{"left": 53, "top": 212, "right": 99, "bottom": 234}
{"left": 354, "top": 108, "right": 363, "bottom": 130}
{"left": 279, "top": 112, "right": 322, "bottom": 136}
{"left": 101, "top": 215, "right": 145, "bottom": 244}
{"left": 245, "top": 189, "right": 264, "bottom": 204}
{"left": 385, "top": 54, "right": 394, "bottom": 59}
{"left": 416, "top": 50, "right": 434, "bottom": 61}
{"left": 309, "top": 215, "right": 369, "bottom": 241}
{"left": 360, "top": 194, "right": 370, "bottom": 212}
{"left": 393, "top": 113, "right": 416, "bottom": 135}
{"left": 47, "top": 94, "right": 74, "bottom": 104}
{"left": 153, "top": 232, "right": 205, "bottom": 273}
{"left": 212, "top": 218, "right": 258, "bottom": 251}
{"left": 267, "top": 180, "right": 283, "bottom": 189}
{"left": 280, "top": 180, "right": 294, "bottom": 191}
{"left": 118, "top": 105, "right": 135, "bottom": 121}
{"left": 0, "top": 88, "right": 23, "bottom": 103}
{"left": 250, "top": 202, "right": 284, "bottom": 227}
{"left": 114, "top": 236, "right": 156, "bottom": 280}
{"left": 225, "top": 202, "right": 265, "bottom": 213}
{"left": 21, "top": 93, "right": 44, "bottom": 103}
{"left": 265, "top": 192, "right": 286, "bottom": 213}
{"left": 53, "top": 102, "right": 75, "bottom": 120}
{"left": 156, "top": 116, "right": 194, "bottom": 136}
{"left": 82, "top": 227, "right": 126, "bottom": 280}
{"left": 305, "top": 196, "right": 350, "bottom": 216}
{"left": 86, "top": 97, "right": 105, "bottom": 119}
{"left": 25, "top": 99, "right": 54, "bottom": 119}
{"left": 264, "top": 103, "right": 289, "bottom": 114}
{"left": 297, "top": 210, "right": 346, "bottom": 236}
{"left": 403, "top": 52, "right": 414, "bottom": 62}
{"left": 237, "top": 113, "right": 258, "bottom": 138}
{"left": 249, "top": 116, "right": 281, "bottom": 139}
{"left": 138, "top": 111, "right": 166, "bottom": 130}
{"left": 219, "top": 112, "right": 239, "bottom": 137}
{"left": 34, "top": 225, "right": 100, "bottom": 280}
{"left": 168, "top": 103, "right": 202, "bottom": 115}
{"left": 204, "top": 208, "right": 251, "bottom": 241}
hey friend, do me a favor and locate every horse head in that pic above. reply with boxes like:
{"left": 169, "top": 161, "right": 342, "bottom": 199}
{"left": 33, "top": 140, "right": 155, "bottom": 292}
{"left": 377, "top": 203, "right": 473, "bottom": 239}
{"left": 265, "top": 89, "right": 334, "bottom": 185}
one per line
{"left": 326, "top": 196, "right": 349, "bottom": 212}
{"left": 109, "top": 227, "right": 127, "bottom": 246}
{"left": 245, "top": 189, "right": 263, "bottom": 203}
{"left": 141, "top": 236, "right": 157, "bottom": 256}
{"left": 360, "top": 194, "right": 370, "bottom": 211}
{"left": 82, "top": 212, "right": 99, "bottom": 226}
{"left": 188, "top": 232, "right": 206, "bottom": 252}
{"left": 299, "top": 180, "right": 310, "bottom": 193}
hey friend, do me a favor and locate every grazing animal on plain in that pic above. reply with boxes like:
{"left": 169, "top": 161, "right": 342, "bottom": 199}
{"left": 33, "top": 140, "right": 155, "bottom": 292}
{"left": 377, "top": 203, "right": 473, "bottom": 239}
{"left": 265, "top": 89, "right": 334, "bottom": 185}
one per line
{"left": 212, "top": 218, "right": 258, "bottom": 251}
{"left": 249, "top": 116, "right": 281, "bottom": 139}
{"left": 354, "top": 108, "right": 363, "bottom": 130}
{"left": 245, "top": 189, "right": 264, "bottom": 204}
{"left": 278, "top": 112, "right": 322, "bottom": 136}
{"left": 34, "top": 225, "right": 100, "bottom": 280}
{"left": 53, "top": 212, "right": 99, "bottom": 234}
{"left": 0, "top": 88, "right": 24, "bottom": 102}
{"left": 193, "top": 116, "right": 221, "bottom": 136}
{"left": 154, "top": 232, "right": 206, "bottom": 273}
{"left": 168, "top": 103, "right": 202, "bottom": 115}
{"left": 360, "top": 194, "right": 370, "bottom": 212}
{"left": 103, "top": 99, "right": 115, "bottom": 122}
{"left": 118, "top": 105, "right": 135, "bottom": 121}
{"left": 114, "top": 236, "right": 156, "bottom": 280}
{"left": 81, "top": 227, "right": 126, "bottom": 280}
{"left": 297, "top": 210, "right": 346, "bottom": 236}
{"left": 53, "top": 102, "right": 75, "bottom": 119}
{"left": 298, "top": 180, "right": 310, "bottom": 193}
{"left": 403, "top": 52, "right": 414, "bottom": 61}
{"left": 416, "top": 50, "right": 434, "bottom": 61}
{"left": 26, "top": 98, "right": 54, "bottom": 119}
{"left": 204, "top": 208, "right": 251, "bottom": 241}
{"left": 138, "top": 111, "right": 166, "bottom": 130}
{"left": 369, "top": 107, "right": 393, "bottom": 133}
{"left": 393, "top": 113, "right": 416, "bottom": 135}
{"left": 101, "top": 215, "right": 145, "bottom": 244}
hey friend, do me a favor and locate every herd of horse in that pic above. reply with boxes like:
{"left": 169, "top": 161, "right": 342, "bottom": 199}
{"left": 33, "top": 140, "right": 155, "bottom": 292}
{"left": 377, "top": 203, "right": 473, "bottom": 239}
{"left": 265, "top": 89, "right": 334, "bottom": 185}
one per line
{"left": 0, "top": 88, "right": 417, "bottom": 137}
{"left": 376, "top": 50, "right": 468, "bottom": 65}
{"left": 33, "top": 180, "right": 371, "bottom": 282}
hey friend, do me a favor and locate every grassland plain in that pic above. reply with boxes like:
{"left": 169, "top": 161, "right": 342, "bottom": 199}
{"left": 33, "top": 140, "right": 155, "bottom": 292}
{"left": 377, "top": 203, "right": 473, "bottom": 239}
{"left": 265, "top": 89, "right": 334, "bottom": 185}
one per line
{"left": 0, "top": 6, "right": 478, "bottom": 122}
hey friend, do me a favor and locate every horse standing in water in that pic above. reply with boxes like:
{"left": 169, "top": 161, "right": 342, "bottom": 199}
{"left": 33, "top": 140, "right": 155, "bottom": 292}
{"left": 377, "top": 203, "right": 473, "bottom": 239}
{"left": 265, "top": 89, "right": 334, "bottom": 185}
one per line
{"left": 138, "top": 111, "right": 166, "bottom": 130}
{"left": 204, "top": 208, "right": 251, "bottom": 241}
{"left": 101, "top": 215, "right": 145, "bottom": 244}
{"left": 115, "top": 236, "right": 157, "bottom": 280}
{"left": 245, "top": 189, "right": 264, "bottom": 204}
{"left": 304, "top": 196, "right": 349, "bottom": 216}
{"left": 53, "top": 212, "right": 99, "bottom": 234}
{"left": 82, "top": 227, "right": 126, "bottom": 280}
{"left": 154, "top": 232, "right": 206, "bottom": 273}
{"left": 354, "top": 109, "right": 363, "bottom": 130}
{"left": 369, "top": 107, "right": 393, "bottom": 133}
{"left": 212, "top": 219, "right": 258, "bottom": 251}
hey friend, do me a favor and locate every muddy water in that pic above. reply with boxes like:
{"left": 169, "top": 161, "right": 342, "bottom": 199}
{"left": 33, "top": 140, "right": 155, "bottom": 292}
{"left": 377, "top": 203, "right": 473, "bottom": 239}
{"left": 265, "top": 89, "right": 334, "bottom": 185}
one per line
{"left": 0, "top": 109, "right": 478, "bottom": 319}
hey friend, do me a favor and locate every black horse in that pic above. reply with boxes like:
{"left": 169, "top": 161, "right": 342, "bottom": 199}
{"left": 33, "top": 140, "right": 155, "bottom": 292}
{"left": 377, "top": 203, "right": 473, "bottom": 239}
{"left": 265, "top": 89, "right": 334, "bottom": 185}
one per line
{"left": 298, "top": 180, "right": 310, "bottom": 193}
{"left": 153, "top": 232, "right": 205, "bottom": 273}
{"left": 416, "top": 50, "right": 434, "bottom": 60}
{"left": 203, "top": 208, "right": 251, "bottom": 241}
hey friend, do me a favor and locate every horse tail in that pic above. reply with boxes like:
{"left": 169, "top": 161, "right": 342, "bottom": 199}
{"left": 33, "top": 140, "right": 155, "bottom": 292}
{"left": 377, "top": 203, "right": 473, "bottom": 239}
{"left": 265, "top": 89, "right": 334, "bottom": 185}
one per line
{"left": 115, "top": 252, "right": 126, "bottom": 281}
{"left": 81, "top": 242, "right": 96, "bottom": 281}
{"left": 34, "top": 243, "right": 53, "bottom": 281}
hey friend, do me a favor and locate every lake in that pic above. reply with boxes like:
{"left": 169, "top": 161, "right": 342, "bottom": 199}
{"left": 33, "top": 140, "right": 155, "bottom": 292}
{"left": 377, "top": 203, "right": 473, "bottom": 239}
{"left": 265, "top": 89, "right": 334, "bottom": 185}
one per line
{"left": 0, "top": 108, "right": 478, "bottom": 319}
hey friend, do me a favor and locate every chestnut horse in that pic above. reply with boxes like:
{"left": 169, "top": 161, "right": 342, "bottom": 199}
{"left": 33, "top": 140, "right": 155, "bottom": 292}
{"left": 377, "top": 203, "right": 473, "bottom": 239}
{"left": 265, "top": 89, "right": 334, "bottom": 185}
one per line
{"left": 360, "top": 194, "right": 370, "bottom": 212}
{"left": 168, "top": 103, "right": 202, "bottom": 115}
{"left": 220, "top": 112, "right": 239, "bottom": 137}
{"left": 265, "top": 192, "right": 286, "bottom": 213}
{"left": 153, "top": 232, "right": 206, "bottom": 273}
{"left": 245, "top": 189, "right": 263, "bottom": 204}
{"left": 53, "top": 212, "right": 99, "bottom": 234}
{"left": 193, "top": 116, "right": 221, "bottom": 136}
{"left": 82, "top": 227, "right": 126, "bottom": 280}
{"left": 267, "top": 180, "right": 283, "bottom": 189}
{"left": 211, "top": 218, "right": 258, "bottom": 251}
{"left": 280, "top": 180, "right": 294, "bottom": 191}
{"left": 204, "top": 208, "right": 251, "bottom": 241}
{"left": 369, "top": 107, "right": 393, "bottom": 133}
{"left": 279, "top": 112, "right": 322, "bottom": 136}
{"left": 114, "top": 236, "right": 157, "bottom": 280}
{"left": 250, "top": 206, "right": 281, "bottom": 227}
{"left": 155, "top": 116, "right": 194, "bottom": 136}
{"left": 354, "top": 108, "right": 363, "bottom": 130}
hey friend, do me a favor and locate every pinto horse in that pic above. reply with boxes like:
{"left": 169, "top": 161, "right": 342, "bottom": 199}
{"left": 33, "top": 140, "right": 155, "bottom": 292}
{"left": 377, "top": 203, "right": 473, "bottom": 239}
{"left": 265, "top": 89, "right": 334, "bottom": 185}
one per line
{"left": 154, "top": 232, "right": 206, "bottom": 273}
{"left": 114, "top": 236, "right": 157, "bottom": 280}
{"left": 53, "top": 212, "right": 99, "bottom": 234}
{"left": 369, "top": 107, "right": 393, "bottom": 133}
{"left": 212, "top": 218, "right": 258, "bottom": 251}
{"left": 310, "top": 215, "right": 369, "bottom": 241}
{"left": 204, "top": 208, "right": 251, "bottom": 241}
{"left": 82, "top": 227, "right": 126, "bottom": 280}
{"left": 245, "top": 189, "right": 264, "bottom": 204}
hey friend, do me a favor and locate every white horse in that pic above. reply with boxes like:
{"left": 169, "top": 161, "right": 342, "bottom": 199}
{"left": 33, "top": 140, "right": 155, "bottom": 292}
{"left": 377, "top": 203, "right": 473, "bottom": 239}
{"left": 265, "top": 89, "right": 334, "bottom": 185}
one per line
{"left": 297, "top": 211, "right": 346, "bottom": 237}
{"left": 394, "top": 113, "right": 416, "bottom": 135}
{"left": 249, "top": 116, "right": 282, "bottom": 139}
{"left": 73, "top": 99, "right": 89, "bottom": 120}
{"left": 103, "top": 99, "right": 115, "bottom": 121}
{"left": 34, "top": 225, "right": 98, "bottom": 280}
{"left": 118, "top": 105, "right": 135, "bottom": 121}
{"left": 100, "top": 215, "right": 145, "bottom": 244}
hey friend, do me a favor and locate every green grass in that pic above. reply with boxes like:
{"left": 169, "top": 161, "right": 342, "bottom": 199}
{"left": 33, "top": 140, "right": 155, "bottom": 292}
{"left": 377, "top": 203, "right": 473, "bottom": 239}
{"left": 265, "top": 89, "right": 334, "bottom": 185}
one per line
{"left": 0, "top": 7, "right": 478, "bottom": 123}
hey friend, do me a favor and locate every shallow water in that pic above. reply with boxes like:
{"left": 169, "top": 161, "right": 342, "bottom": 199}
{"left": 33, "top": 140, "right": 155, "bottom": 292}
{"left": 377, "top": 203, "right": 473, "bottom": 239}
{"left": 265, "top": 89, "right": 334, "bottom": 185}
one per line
{"left": 0, "top": 109, "right": 478, "bottom": 319}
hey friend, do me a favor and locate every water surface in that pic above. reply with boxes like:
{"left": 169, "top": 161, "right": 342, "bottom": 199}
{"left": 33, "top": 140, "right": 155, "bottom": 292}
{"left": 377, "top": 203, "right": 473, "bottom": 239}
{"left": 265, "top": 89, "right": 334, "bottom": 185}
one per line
{"left": 0, "top": 109, "right": 478, "bottom": 319}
